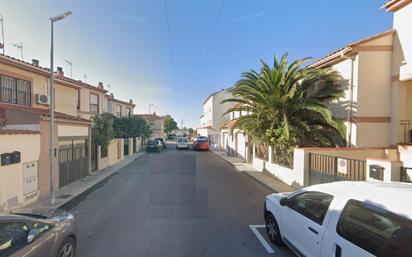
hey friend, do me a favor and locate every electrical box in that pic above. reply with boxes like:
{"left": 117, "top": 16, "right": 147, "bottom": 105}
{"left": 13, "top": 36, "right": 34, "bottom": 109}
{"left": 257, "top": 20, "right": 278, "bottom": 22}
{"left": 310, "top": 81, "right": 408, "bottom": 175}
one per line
{"left": 12, "top": 151, "right": 21, "bottom": 164}
{"left": 1, "top": 153, "right": 13, "bottom": 166}
{"left": 369, "top": 165, "right": 384, "bottom": 181}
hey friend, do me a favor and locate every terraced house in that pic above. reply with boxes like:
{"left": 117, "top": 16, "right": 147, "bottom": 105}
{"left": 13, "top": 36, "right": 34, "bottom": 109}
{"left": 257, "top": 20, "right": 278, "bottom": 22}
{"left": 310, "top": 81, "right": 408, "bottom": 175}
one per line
{"left": 0, "top": 54, "right": 135, "bottom": 211}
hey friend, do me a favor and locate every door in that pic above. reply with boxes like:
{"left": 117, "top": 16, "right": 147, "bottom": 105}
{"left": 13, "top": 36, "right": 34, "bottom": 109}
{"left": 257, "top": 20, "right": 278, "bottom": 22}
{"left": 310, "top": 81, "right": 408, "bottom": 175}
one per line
{"left": 236, "top": 133, "right": 246, "bottom": 159}
{"left": 280, "top": 191, "right": 334, "bottom": 257}
{"left": 58, "top": 139, "right": 88, "bottom": 188}
{"left": 124, "top": 138, "right": 129, "bottom": 156}
{"left": 22, "top": 161, "right": 38, "bottom": 196}
{"left": 223, "top": 133, "right": 229, "bottom": 153}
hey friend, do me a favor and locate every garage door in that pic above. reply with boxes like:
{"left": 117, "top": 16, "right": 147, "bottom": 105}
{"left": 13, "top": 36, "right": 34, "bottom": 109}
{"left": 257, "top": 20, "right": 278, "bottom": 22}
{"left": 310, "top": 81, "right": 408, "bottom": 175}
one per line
{"left": 237, "top": 133, "right": 246, "bottom": 160}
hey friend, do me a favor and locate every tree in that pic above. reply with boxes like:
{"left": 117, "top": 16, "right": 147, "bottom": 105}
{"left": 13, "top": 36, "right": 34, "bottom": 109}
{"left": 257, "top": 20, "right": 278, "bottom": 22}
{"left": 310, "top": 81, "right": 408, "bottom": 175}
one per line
{"left": 92, "top": 113, "right": 115, "bottom": 156}
{"left": 223, "top": 53, "right": 346, "bottom": 166}
{"left": 163, "top": 115, "right": 178, "bottom": 135}
{"left": 113, "top": 115, "right": 152, "bottom": 139}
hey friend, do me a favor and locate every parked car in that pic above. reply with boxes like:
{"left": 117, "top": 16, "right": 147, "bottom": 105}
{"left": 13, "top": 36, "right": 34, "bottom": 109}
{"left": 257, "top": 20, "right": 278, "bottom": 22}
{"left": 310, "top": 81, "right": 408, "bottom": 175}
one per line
{"left": 154, "top": 137, "right": 166, "bottom": 149}
{"left": 146, "top": 140, "right": 163, "bottom": 152}
{"left": 264, "top": 181, "right": 412, "bottom": 257}
{"left": 0, "top": 208, "right": 76, "bottom": 257}
{"left": 176, "top": 137, "right": 189, "bottom": 150}
{"left": 193, "top": 138, "right": 209, "bottom": 151}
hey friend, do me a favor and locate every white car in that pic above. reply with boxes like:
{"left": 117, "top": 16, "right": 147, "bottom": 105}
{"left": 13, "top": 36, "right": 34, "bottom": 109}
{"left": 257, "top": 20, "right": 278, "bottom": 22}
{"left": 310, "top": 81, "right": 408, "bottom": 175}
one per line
{"left": 264, "top": 181, "right": 412, "bottom": 257}
{"left": 176, "top": 137, "right": 189, "bottom": 150}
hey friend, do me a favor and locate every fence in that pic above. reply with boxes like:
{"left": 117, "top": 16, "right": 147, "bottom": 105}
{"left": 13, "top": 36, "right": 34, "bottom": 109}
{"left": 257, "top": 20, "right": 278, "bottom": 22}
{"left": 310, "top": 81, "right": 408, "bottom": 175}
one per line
{"left": 309, "top": 153, "right": 366, "bottom": 185}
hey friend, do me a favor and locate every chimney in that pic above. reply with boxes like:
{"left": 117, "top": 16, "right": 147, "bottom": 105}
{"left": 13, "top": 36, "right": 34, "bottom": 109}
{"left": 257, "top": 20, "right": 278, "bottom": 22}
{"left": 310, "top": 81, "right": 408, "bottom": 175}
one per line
{"left": 98, "top": 82, "right": 104, "bottom": 89}
{"left": 32, "top": 59, "right": 39, "bottom": 67}
{"left": 153, "top": 111, "right": 156, "bottom": 115}
{"left": 56, "top": 67, "right": 64, "bottom": 77}
{"left": 129, "top": 99, "right": 133, "bottom": 104}
{"left": 110, "top": 93, "right": 114, "bottom": 98}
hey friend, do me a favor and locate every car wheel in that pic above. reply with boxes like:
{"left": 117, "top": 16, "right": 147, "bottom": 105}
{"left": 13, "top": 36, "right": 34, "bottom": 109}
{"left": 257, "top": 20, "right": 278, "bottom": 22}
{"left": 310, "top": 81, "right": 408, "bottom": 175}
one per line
{"left": 265, "top": 213, "right": 284, "bottom": 246}
{"left": 57, "top": 237, "right": 76, "bottom": 257}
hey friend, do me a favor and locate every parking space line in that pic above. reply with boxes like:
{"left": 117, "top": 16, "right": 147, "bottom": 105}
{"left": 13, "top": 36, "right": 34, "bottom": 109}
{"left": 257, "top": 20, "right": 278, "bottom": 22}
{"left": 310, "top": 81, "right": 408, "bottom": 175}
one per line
{"left": 249, "top": 225, "right": 275, "bottom": 254}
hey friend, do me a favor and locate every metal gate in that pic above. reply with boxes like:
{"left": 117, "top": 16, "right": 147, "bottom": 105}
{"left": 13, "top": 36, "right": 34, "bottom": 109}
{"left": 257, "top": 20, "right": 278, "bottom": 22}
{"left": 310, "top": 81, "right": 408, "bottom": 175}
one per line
{"left": 23, "top": 161, "right": 38, "bottom": 196}
{"left": 58, "top": 140, "right": 88, "bottom": 188}
{"left": 309, "top": 153, "right": 366, "bottom": 185}
{"left": 91, "top": 140, "right": 98, "bottom": 172}
{"left": 401, "top": 167, "right": 412, "bottom": 183}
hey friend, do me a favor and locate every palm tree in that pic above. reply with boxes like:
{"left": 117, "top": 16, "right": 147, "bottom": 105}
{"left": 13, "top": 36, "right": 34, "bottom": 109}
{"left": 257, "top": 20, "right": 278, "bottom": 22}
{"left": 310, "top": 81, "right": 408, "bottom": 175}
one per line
{"left": 222, "top": 53, "right": 346, "bottom": 166}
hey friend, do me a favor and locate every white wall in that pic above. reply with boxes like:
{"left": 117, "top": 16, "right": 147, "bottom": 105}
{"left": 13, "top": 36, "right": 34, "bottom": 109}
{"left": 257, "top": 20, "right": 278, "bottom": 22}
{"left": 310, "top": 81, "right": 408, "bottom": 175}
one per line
{"left": 394, "top": 4, "right": 412, "bottom": 80}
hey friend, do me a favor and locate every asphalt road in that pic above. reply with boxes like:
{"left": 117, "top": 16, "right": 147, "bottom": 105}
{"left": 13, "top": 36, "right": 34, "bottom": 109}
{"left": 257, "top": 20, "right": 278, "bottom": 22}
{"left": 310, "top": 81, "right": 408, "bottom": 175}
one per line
{"left": 66, "top": 142, "right": 295, "bottom": 257}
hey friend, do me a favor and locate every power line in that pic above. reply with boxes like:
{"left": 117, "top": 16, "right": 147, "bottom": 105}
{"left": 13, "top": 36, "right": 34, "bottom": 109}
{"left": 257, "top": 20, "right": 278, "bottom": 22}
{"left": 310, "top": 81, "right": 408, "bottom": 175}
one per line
{"left": 192, "top": 0, "right": 225, "bottom": 96}
{"left": 164, "top": 0, "right": 176, "bottom": 94}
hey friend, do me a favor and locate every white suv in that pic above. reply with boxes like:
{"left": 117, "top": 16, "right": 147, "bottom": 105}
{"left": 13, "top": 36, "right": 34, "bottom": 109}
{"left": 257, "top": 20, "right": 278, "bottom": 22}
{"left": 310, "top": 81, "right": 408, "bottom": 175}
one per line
{"left": 264, "top": 181, "right": 412, "bottom": 257}
{"left": 176, "top": 137, "right": 189, "bottom": 150}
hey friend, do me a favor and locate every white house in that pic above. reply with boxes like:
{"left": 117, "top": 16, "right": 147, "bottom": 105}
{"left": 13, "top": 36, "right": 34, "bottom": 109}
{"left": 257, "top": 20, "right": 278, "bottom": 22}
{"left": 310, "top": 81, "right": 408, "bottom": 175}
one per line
{"left": 197, "top": 88, "right": 233, "bottom": 148}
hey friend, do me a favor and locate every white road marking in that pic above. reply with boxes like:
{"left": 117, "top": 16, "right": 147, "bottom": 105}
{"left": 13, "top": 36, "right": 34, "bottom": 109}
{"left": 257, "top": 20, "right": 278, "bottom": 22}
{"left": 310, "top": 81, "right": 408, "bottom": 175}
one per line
{"left": 249, "top": 224, "right": 275, "bottom": 254}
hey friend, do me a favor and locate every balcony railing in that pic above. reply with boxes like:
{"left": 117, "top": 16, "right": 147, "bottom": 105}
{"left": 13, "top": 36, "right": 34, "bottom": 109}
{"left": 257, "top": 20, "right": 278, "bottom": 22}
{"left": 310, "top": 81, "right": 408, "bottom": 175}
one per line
{"left": 400, "top": 120, "right": 412, "bottom": 144}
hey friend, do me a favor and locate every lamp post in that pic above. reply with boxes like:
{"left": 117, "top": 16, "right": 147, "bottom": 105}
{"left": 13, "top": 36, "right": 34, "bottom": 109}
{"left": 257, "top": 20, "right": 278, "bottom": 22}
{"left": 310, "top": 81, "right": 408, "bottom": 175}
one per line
{"left": 49, "top": 11, "right": 72, "bottom": 204}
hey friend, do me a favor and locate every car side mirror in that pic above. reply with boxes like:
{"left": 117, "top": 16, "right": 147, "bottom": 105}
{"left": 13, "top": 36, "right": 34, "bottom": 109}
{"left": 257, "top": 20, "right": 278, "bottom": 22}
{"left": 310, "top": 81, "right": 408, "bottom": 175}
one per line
{"left": 27, "top": 228, "right": 41, "bottom": 244}
{"left": 279, "top": 197, "right": 289, "bottom": 206}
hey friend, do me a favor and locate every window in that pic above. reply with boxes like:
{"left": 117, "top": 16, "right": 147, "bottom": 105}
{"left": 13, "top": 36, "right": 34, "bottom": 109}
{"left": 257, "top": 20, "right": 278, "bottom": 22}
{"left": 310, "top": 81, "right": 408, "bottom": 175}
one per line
{"left": 0, "top": 75, "right": 31, "bottom": 106}
{"left": 287, "top": 191, "right": 333, "bottom": 225}
{"left": 108, "top": 101, "right": 113, "bottom": 114}
{"left": 90, "top": 93, "right": 99, "bottom": 113}
{"left": 337, "top": 199, "right": 412, "bottom": 256}
{"left": 0, "top": 222, "right": 29, "bottom": 256}
{"left": 76, "top": 90, "right": 80, "bottom": 110}
{"left": 126, "top": 107, "right": 131, "bottom": 116}
{"left": 150, "top": 121, "right": 155, "bottom": 127}
{"left": 115, "top": 104, "right": 122, "bottom": 117}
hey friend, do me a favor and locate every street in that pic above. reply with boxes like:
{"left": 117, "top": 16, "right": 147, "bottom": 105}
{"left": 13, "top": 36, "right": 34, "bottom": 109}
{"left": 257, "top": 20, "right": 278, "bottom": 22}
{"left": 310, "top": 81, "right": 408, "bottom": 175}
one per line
{"left": 64, "top": 142, "right": 294, "bottom": 257}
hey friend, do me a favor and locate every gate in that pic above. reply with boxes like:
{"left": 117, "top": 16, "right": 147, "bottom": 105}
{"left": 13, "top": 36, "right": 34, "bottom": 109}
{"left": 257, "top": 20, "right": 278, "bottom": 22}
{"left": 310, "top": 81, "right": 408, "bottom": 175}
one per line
{"left": 91, "top": 140, "right": 98, "bottom": 172}
{"left": 401, "top": 167, "right": 412, "bottom": 183}
{"left": 133, "top": 137, "right": 137, "bottom": 153}
{"left": 124, "top": 138, "right": 129, "bottom": 156}
{"left": 309, "top": 153, "right": 366, "bottom": 185}
{"left": 58, "top": 140, "right": 88, "bottom": 188}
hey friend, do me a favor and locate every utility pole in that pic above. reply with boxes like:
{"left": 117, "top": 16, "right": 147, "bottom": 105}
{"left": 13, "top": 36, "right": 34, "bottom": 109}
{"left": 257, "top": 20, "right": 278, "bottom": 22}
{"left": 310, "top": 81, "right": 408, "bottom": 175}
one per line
{"left": 0, "top": 14, "right": 4, "bottom": 55}
{"left": 180, "top": 119, "right": 184, "bottom": 130}
{"left": 13, "top": 42, "right": 23, "bottom": 60}
{"left": 149, "top": 104, "right": 154, "bottom": 114}
{"left": 65, "top": 59, "right": 72, "bottom": 78}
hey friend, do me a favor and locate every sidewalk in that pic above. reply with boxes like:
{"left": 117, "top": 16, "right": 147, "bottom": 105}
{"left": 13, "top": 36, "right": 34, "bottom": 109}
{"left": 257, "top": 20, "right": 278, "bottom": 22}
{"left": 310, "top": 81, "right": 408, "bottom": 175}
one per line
{"left": 212, "top": 150, "right": 294, "bottom": 193}
{"left": 15, "top": 152, "right": 145, "bottom": 212}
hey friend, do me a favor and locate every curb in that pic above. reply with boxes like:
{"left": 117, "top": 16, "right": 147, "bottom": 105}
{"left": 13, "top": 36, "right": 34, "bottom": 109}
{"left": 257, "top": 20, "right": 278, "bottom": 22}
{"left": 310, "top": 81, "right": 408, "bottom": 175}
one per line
{"left": 16, "top": 152, "right": 146, "bottom": 212}
{"left": 242, "top": 171, "right": 277, "bottom": 193}
{"left": 211, "top": 150, "right": 277, "bottom": 193}
{"left": 59, "top": 152, "right": 146, "bottom": 210}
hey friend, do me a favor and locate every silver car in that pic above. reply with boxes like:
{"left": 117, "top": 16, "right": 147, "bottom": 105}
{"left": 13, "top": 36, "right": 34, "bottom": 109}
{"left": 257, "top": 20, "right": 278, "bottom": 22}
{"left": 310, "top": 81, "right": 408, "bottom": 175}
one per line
{"left": 0, "top": 208, "right": 76, "bottom": 257}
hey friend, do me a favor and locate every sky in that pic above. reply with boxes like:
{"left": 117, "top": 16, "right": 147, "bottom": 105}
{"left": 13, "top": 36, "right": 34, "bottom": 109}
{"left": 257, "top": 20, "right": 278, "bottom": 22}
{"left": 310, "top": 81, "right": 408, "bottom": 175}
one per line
{"left": 0, "top": 0, "right": 392, "bottom": 128}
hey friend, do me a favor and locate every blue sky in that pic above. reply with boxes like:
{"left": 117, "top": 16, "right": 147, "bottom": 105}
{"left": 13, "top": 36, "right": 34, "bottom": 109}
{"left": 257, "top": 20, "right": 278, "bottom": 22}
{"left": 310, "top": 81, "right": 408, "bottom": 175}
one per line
{"left": 1, "top": 0, "right": 392, "bottom": 127}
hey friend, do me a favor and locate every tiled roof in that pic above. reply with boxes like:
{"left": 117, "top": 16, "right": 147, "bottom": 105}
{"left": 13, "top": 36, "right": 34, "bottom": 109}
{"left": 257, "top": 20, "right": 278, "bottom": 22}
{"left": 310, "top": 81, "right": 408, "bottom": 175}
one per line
{"left": 105, "top": 94, "right": 135, "bottom": 107}
{"left": 220, "top": 119, "right": 237, "bottom": 129}
{"left": 0, "top": 129, "right": 40, "bottom": 135}
{"left": 135, "top": 114, "right": 162, "bottom": 120}
{"left": 0, "top": 54, "right": 107, "bottom": 93}
{"left": 309, "top": 29, "right": 395, "bottom": 68}
{"left": 382, "top": 0, "right": 412, "bottom": 11}
{"left": 0, "top": 103, "right": 91, "bottom": 123}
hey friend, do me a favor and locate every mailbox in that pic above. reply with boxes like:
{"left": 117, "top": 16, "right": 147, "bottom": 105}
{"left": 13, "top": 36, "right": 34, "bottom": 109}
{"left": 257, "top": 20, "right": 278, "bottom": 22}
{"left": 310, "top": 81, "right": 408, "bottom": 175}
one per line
{"left": 12, "top": 151, "right": 21, "bottom": 164}
{"left": 1, "top": 153, "right": 13, "bottom": 166}
{"left": 369, "top": 165, "right": 384, "bottom": 181}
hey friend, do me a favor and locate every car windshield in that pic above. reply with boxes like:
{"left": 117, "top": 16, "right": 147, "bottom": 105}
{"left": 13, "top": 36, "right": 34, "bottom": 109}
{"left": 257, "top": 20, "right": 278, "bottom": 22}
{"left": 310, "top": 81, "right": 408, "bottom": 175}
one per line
{"left": 148, "top": 140, "right": 158, "bottom": 145}
{"left": 154, "top": 138, "right": 164, "bottom": 142}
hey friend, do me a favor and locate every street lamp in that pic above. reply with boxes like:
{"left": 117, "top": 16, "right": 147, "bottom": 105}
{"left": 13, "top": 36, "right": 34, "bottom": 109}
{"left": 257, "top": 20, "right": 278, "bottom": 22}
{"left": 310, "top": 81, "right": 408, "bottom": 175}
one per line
{"left": 49, "top": 11, "right": 72, "bottom": 204}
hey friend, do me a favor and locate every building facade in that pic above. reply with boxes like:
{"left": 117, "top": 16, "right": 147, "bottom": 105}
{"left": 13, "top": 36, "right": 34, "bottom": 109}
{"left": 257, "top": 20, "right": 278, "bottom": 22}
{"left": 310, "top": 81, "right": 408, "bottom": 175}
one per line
{"left": 136, "top": 113, "right": 164, "bottom": 138}
{"left": 0, "top": 54, "right": 135, "bottom": 210}
{"left": 197, "top": 88, "right": 233, "bottom": 149}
